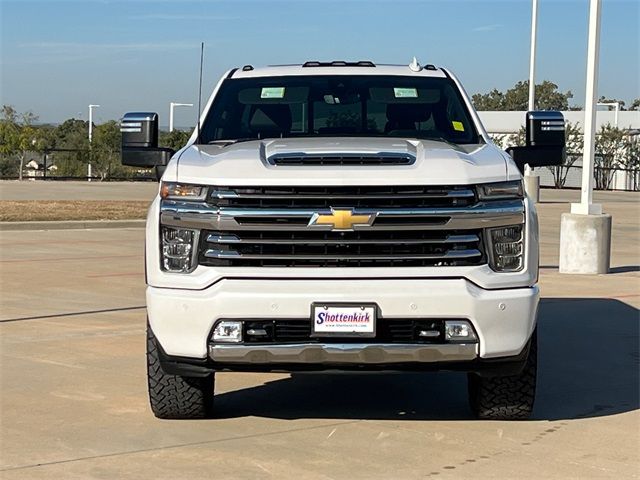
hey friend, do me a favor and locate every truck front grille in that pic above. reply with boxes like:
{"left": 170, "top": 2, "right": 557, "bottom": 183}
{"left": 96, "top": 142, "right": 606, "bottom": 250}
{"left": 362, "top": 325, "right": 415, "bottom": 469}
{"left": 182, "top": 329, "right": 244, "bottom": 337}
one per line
{"left": 199, "top": 229, "right": 484, "bottom": 267}
{"left": 193, "top": 184, "right": 489, "bottom": 268}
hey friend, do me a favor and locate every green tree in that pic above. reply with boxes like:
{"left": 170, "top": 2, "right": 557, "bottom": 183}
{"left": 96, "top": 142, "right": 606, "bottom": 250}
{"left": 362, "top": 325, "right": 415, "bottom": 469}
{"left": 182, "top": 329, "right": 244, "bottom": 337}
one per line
{"left": 0, "top": 106, "right": 48, "bottom": 180}
{"left": 472, "top": 89, "right": 505, "bottom": 111}
{"left": 629, "top": 99, "right": 640, "bottom": 111}
{"left": 51, "top": 118, "right": 89, "bottom": 177}
{"left": 91, "top": 121, "right": 122, "bottom": 179}
{"left": 0, "top": 106, "right": 20, "bottom": 176}
{"left": 473, "top": 80, "right": 574, "bottom": 111}
{"left": 159, "top": 129, "right": 191, "bottom": 151}
{"left": 594, "top": 124, "right": 626, "bottom": 189}
{"left": 546, "top": 122, "right": 582, "bottom": 188}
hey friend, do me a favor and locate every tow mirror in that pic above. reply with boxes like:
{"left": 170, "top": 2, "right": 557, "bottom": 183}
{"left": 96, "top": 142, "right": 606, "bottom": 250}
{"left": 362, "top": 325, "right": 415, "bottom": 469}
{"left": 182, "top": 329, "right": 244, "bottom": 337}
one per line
{"left": 506, "top": 111, "right": 566, "bottom": 174}
{"left": 121, "top": 112, "right": 174, "bottom": 168}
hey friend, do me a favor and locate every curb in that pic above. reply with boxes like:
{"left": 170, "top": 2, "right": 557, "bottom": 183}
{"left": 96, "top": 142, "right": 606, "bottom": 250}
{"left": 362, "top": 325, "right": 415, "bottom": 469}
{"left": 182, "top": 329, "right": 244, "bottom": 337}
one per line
{"left": 0, "top": 219, "right": 146, "bottom": 231}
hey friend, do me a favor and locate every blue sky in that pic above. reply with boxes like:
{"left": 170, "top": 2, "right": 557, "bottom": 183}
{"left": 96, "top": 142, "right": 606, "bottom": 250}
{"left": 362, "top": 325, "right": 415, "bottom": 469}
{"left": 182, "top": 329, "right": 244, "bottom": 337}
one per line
{"left": 1, "top": 0, "right": 638, "bottom": 126}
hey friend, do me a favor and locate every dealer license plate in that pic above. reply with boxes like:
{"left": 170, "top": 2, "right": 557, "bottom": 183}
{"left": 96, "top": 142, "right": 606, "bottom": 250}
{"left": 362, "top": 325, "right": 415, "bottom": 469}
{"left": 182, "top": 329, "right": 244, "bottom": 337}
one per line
{"left": 311, "top": 303, "right": 376, "bottom": 337}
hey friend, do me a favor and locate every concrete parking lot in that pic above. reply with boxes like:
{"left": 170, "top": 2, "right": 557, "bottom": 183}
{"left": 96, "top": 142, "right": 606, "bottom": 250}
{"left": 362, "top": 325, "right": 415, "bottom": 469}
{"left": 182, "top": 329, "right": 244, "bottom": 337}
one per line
{"left": 0, "top": 186, "right": 638, "bottom": 479}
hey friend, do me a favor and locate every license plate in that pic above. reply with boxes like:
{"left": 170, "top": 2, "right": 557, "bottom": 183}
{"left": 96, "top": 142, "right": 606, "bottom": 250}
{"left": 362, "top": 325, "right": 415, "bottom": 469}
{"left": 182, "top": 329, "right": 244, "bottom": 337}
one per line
{"left": 311, "top": 303, "right": 376, "bottom": 337}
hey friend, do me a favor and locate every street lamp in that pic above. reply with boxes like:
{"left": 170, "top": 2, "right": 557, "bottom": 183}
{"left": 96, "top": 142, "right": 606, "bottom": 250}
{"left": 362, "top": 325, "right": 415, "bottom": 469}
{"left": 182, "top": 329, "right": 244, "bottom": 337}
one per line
{"left": 169, "top": 102, "right": 193, "bottom": 132}
{"left": 88, "top": 104, "right": 100, "bottom": 181}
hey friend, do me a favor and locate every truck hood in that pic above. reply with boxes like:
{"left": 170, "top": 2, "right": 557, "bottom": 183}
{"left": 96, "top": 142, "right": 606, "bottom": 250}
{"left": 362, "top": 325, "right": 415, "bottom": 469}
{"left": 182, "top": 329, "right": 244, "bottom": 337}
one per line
{"left": 168, "top": 137, "right": 511, "bottom": 186}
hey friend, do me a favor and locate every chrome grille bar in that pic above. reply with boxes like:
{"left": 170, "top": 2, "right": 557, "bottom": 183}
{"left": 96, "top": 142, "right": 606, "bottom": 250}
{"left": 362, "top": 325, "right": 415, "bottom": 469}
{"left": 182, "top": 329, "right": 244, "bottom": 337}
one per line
{"left": 206, "top": 233, "right": 480, "bottom": 245}
{"left": 160, "top": 200, "right": 524, "bottom": 231}
{"left": 209, "top": 189, "right": 475, "bottom": 200}
{"left": 204, "top": 249, "right": 482, "bottom": 261}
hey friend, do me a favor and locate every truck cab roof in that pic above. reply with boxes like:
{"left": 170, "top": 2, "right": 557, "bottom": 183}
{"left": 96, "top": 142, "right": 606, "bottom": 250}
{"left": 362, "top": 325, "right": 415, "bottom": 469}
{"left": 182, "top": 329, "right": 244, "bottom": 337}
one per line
{"left": 230, "top": 61, "right": 448, "bottom": 79}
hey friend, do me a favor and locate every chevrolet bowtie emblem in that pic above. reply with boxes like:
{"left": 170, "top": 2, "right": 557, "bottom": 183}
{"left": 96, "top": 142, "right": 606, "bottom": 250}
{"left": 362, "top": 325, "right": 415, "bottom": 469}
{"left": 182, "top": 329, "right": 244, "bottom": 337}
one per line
{"left": 308, "top": 208, "right": 377, "bottom": 231}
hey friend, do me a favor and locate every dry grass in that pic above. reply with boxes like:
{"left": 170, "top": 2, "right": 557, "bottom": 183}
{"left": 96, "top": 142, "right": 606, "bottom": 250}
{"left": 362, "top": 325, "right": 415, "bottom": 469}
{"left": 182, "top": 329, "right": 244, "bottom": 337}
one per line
{"left": 0, "top": 201, "right": 150, "bottom": 222}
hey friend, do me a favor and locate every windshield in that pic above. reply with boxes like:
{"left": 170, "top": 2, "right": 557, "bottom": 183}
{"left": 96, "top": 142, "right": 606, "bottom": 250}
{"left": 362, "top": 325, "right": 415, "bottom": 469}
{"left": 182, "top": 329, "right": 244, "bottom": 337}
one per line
{"left": 199, "top": 75, "right": 480, "bottom": 144}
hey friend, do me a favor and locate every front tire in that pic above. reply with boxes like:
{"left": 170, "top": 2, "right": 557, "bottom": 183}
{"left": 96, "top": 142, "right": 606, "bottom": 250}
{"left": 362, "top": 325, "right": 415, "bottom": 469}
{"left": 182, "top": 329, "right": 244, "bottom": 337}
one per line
{"left": 468, "top": 329, "right": 537, "bottom": 420}
{"left": 147, "top": 325, "right": 215, "bottom": 419}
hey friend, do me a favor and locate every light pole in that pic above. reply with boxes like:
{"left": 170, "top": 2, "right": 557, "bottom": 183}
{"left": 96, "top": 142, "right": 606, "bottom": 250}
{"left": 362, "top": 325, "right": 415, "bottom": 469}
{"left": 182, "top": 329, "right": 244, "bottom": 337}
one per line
{"left": 597, "top": 101, "right": 620, "bottom": 128}
{"left": 169, "top": 102, "right": 193, "bottom": 132}
{"left": 88, "top": 104, "right": 100, "bottom": 181}
{"left": 524, "top": 0, "right": 541, "bottom": 203}
{"left": 559, "top": 0, "right": 611, "bottom": 274}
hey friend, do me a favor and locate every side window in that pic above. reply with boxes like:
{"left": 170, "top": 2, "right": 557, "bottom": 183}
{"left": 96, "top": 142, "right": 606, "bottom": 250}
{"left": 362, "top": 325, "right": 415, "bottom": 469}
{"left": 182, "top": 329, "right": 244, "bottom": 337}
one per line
{"left": 443, "top": 85, "right": 474, "bottom": 140}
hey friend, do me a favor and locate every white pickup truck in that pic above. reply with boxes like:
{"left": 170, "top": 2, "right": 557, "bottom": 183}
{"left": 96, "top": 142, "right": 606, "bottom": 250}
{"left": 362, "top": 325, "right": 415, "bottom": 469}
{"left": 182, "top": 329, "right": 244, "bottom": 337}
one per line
{"left": 121, "top": 59, "right": 565, "bottom": 420}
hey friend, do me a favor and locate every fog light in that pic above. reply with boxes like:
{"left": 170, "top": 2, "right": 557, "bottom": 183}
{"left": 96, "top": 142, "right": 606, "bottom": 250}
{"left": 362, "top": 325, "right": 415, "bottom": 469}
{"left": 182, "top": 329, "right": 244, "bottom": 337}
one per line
{"left": 445, "top": 320, "right": 477, "bottom": 342}
{"left": 212, "top": 321, "right": 242, "bottom": 343}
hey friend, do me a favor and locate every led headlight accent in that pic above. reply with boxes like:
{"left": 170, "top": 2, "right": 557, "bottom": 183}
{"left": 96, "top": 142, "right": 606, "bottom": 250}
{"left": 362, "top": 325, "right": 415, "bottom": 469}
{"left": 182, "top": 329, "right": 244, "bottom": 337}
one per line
{"left": 161, "top": 226, "right": 198, "bottom": 273}
{"left": 487, "top": 224, "right": 524, "bottom": 272}
{"left": 477, "top": 181, "right": 524, "bottom": 200}
{"left": 160, "top": 182, "right": 207, "bottom": 200}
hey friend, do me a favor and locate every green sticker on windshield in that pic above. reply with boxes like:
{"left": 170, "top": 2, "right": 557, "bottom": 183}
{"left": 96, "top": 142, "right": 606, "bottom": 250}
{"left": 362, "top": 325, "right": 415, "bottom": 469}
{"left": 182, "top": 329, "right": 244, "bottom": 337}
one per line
{"left": 393, "top": 87, "right": 418, "bottom": 98}
{"left": 261, "top": 87, "right": 285, "bottom": 99}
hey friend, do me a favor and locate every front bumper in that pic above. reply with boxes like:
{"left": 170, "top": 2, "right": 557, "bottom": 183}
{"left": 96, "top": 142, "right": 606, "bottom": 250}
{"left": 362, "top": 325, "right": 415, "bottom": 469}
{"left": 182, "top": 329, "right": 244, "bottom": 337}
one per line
{"left": 147, "top": 277, "right": 539, "bottom": 361}
{"left": 209, "top": 342, "right": 478, "bottom": 364}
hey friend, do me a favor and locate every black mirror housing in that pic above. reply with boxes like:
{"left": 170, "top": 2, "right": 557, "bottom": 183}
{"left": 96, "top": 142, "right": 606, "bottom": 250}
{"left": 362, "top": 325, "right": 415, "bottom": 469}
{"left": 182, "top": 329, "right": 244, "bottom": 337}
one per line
{"left": 506, "top": 111, "right": 566, "bottom": 174}
{"left": 121, "top": 112, "right": 174, "bottom": 168}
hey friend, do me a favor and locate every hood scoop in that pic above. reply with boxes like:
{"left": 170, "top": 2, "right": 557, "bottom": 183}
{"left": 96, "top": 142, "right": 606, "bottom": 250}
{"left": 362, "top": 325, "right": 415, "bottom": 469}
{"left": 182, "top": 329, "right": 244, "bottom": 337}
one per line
{"left": 267, "top": 152, "right": 416, "bottom": 166}
{"left": 261, "top": 137, "right": 419, "bottom": 167}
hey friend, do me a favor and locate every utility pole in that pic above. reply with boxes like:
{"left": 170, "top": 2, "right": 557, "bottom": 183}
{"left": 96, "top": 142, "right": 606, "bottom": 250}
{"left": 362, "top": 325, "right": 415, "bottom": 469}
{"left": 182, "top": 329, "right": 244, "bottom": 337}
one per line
{"left": 559, "top": 0, "right": 611, "bottom": 274}
{"left": 524, "top": 0, "right": 541, "bottom": 203}
{"left": 169, "top": 102, "right": 193, "bottom": 132}
{"left": 88, "top": 104, "right": 100, "bottom": 182}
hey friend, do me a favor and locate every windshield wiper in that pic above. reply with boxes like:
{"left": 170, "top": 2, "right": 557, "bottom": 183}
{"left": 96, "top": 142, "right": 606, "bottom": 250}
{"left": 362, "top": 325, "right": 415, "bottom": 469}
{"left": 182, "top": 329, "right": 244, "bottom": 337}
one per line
{"left": 206, "top": 138, "right": 259, "bottom": 146}
{"left": 421, "top": 135, "right": 458, "bottom": 146}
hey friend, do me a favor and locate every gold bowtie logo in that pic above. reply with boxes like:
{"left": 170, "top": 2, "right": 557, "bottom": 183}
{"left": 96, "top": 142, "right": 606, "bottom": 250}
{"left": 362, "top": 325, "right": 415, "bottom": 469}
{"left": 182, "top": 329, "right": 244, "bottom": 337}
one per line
{"left": 309, "top": 208, "right": 376, "bottom": 231}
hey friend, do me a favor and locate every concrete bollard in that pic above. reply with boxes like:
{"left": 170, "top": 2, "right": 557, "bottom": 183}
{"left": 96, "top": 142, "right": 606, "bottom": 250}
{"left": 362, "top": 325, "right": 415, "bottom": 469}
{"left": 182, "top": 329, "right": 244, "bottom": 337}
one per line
{"left": 524, "top": 174, "right": 540, "bottom": 203}
{"left": 559, "top": 213, "right": 612, "bottom": 274}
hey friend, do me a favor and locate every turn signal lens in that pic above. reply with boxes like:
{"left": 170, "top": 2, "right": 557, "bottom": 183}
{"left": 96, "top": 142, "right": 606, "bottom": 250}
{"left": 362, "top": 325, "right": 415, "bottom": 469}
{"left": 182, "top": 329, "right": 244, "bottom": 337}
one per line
{"left": 477, "top": 181, "right": 524, "bottom": 200}
{"left": 160, "top": 182, "right": 206, "bottom": 200}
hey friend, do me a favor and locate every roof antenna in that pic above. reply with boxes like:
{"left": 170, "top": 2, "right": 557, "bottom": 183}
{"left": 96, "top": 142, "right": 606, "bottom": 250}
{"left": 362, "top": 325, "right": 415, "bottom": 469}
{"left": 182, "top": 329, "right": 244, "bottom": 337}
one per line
{"left": 196, "top": 42, "right": 205, "bottom": 144}
{"left": 409, "top": 56, "right": 422, "bottom": 72}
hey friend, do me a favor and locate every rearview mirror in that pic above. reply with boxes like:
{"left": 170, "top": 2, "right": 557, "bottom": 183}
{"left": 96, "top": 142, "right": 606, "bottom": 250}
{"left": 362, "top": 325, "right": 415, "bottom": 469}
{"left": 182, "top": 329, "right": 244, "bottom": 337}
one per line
{"left": 506, "top": 111, "right": 566, "bottom": 174}
{"left": 121, "top": 112, "right": 174, "bottom": 168}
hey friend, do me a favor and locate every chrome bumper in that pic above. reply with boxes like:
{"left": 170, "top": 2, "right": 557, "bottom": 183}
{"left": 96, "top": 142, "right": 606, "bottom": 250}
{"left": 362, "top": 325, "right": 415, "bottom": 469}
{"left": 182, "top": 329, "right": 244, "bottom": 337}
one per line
{"left": 208, "top": 342, "right": 478, "bottom": 364}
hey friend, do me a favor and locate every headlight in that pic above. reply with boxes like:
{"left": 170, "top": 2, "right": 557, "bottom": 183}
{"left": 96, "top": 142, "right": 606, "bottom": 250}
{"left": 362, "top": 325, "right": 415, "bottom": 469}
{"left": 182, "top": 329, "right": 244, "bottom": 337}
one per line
{"left": 160, "top": 182, "right": 207, "bottom": 201}
{"left": 486, "top": 224, "right": 524, "bottom": 272}
{"left": 161, "top": 226, "right": 199, "bottom": 273}
{"left": 477, "top": 181, "right": 524, "bottom": 200}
